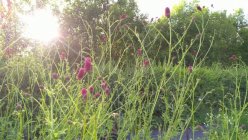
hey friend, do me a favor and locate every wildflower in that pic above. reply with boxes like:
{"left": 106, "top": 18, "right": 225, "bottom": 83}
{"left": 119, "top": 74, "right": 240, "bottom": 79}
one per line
{"left": 81, "top": 88, "right": 87, "bottom": 99}
{"left": 143, "top": 59, "right": 150, "bottom": 67}
{"left": 7, "top": 0, "right": 12, "bottom": 8}
{"left": 137, "top": 48, "right": 142, "bottom": 56}
{"left": 105, "top": 87, "right": 110, "bottom": 96}
{"left": 59, "top": 51, "right": 66, "bottom": 60}
{"left": 77, "top": 68, "right": 86, "bottom": 80}
{"left": 65, "top": 75, "right": 70, "bottom": 82}
{"left": 165, "top": 7, "right": 170, "bottom": 18}
{"left": 4, "top": 47, "right": 14, "bottom": 57}
{"left": 188, "top": 65, "right": 193, "bottom": 73}
{"left": 101, "top": 80, "right": 108, "bottom": 89}
{"left": 100, "top": 80, "right": 111, "bottom": 95}
{"left": 52, "top": 73, "right": 59, "bottom": 80}
{"left": 94, "top": 92, "right": 101, "bottom": 98}
{"left": 100, "top": 33, "right": 107, "bottom": 43}
{"left": 196, "top": 5, "right": 202, "bottom": 11}
{"left": 83, "top": 57, "right": 92, "bottom": 72}
{"left": 229, "top": 54, "right": 237, "bottom": 61}
{"left": 150, "top": 18, "right": 154, "bottom": 22}
{"left": 119, "top": 14, "right": 128, "bottom": 20}
{"left": 89, "top": 85, "right": 94, "bottom": 94}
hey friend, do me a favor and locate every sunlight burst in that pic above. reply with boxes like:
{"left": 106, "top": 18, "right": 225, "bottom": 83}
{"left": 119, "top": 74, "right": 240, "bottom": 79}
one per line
{"left": 20, "top": 8, "right": 60, "bottom": 43}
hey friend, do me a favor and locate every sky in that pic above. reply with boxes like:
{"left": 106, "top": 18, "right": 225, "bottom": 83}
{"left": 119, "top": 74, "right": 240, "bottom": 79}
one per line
{"left": 136, "top": 0, "right": 248, "bottom": 18}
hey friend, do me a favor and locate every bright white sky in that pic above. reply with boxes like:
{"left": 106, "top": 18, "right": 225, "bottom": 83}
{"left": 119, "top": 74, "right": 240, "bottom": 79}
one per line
{"left": 136, "top": 0, "right": 248, "bottom": 18}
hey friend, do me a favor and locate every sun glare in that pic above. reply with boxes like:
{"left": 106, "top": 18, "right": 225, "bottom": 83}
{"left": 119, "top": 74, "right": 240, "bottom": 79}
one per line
{"left": 20, "top": 8, "right": 60, "bottom": 43}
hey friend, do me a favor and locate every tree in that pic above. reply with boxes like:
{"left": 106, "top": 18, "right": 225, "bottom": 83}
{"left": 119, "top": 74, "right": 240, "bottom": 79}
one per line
{"left": 147, "top": 1, "right": 246, "bottom": 66}
{"left": 60, "top": 0, "right": 146, "bottom": 65}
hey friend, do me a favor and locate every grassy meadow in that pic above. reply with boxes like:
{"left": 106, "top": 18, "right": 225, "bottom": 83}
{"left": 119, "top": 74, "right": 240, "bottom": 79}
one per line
{"left": 1, "top": 1, "right": 248, "bottom": 140}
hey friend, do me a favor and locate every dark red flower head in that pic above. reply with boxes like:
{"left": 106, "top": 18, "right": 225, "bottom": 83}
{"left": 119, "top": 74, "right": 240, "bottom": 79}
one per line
{"left": 77, "top": 68, "right": 86, "bottom": 80}
{"left": 81, "top": 88, "right": 87, "bottom": 99}
{"left": 119, "top": 14, "right": 128, "bottom": 20}
{"left": 83, "top": 57, "right": 92, "bottom": 73}
{"left": 52, "top": 73, "right": 59, "bottom": 80}
{"left": 89, "top": 85, "right": 94, "bottom": 94}
{"left": 100, "top": 33, "right": 107, "bottom": 43}
{"left": 143, "top": 59, "right": 150, "bottom": 67}
{"left": 188, "top": 66, "right": 193, "bottom": 73}
{"left": 165, "top": 7, "right": 170, "bottom": 18}
{"left": 229, "top": 54, "right": 237, "bottom": 61}
{"left": 59, "top": 51, "right": 66, "bottom": 60}
{"left": 197, "top": 5, "right": 202, "bottom": 11}
{"left": 94, "top": 93, "right": 101, "bottom": 98}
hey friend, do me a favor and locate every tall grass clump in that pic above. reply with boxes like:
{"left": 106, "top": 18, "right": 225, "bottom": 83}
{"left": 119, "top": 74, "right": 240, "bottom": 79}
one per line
{"left": 1, "top": 4, "right": 248, "bottom": 140}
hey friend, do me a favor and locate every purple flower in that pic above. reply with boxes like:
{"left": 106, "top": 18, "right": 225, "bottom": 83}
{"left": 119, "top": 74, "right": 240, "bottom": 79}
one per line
{"left": 137, "top": 48, "right": 142, "bottom": 56}
{"left": 81, "top": 88, "right": 87, "bottom": 99}
{"left": 165, "top": 7, "right": 170, "bottom": 18}
{"left": 94, "top": 93, "right": 101, "bottom": 98}
{"left": 100, "top": 80, "right": 110, "bottom": 96}
{"left": 188, "top": 66, "right": 193, "bottom": 73}
{"left": 119, "top": 14, "right": 128, "bottom": 20}
{"left": 77, "top": 68, "right": 86, "bottom": 80}
{"left": 197, "top": 5, "right": 202, "bottom": 11}
{"left": 143, "top": 59, "right": 150, "bottom": 67}
{"left": 101, "top": 80, "right": 108, "bottom": 89}
{"left": 83, "top": 57, "right": 92, "bottom": 73}
{"left": 59, "top": 51, "right": 66, "bottom": 60}
{"left": 52, "top": 73, "right": 59, "bottom": 80}
{"left": 89, "top": 86, "right": 94, "bottom": 94}
{"left": 100, "top": 33, "right": 107, "bottom": 43}
{"left": 105, "top": 87, "right": 110, "bottom": 96}
{"left": 65, "top": 75, "right": 70, "bottom": 82}
{"left": 229, "top": 54, "right": 237, "bottom": 61}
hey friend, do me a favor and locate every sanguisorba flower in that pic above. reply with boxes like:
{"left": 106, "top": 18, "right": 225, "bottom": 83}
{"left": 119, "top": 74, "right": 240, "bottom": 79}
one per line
{"left": 143, "top": 59, "right": 150, "bottom": 67}
{"left": 101, "top": 80, "right": 108, "bottom": 89}
{"left": 197, "top": 5, "right": 202, "bottom": 11}
{"left": 100, "top": 33, "right": 107, "bottom": 43}
{"left": 77, "top": 68, "right": 86, "bottom": 80}
{"left": 52, "top": 72, "right": 59, "bottom": 80}
{"left": 188, "top": 66, "right": 193, "bottom": 73}
{"left": 105, "top": 87, "right": 110, "bottom": 96}
{"left": 100, "top": 80, "right": 110, "bottom": 95}
{"left": 89, "top": 85, "right": 94, "bottom": 94}
{"left": 81, "top": 88, "right": 87, "bottom": 99}
{"left": 94, "top": 92, "right": 101, "bottom": 98}
{"left": 137, "top": 48, "right": 142, "bottom": 56}
{"left": 83, "top": 57, "right": 92, "bottom": 73}
{"left": 65, "top": 75, "right": 70, "bottom": 82}
{"left": 165, "top": 7, "right": 170, "bottom": 18}
{"left": 229, "top": 54, "right": 237, "bottom": 61}
{"left": 119, "top": 14, "right": 128, "bottom": 20}
{"left": 59, "top": 51, "right": 66, "bottom": 60}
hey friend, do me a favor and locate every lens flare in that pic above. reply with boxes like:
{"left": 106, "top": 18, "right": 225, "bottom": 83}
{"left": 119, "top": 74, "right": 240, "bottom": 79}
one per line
{"left": 19, "top": 8, "right": 59, "bottom": 43}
